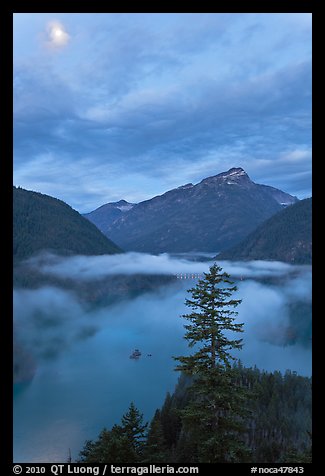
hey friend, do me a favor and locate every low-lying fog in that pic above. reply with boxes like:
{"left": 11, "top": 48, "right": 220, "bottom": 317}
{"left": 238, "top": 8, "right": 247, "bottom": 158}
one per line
{"left": 14, "top": 252, "right": 312, "bottom": 463}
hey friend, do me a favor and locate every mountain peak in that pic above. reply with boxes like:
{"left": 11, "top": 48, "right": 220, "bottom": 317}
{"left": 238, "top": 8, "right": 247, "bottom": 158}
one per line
{"left": 113, "top": 199, "right": 129, "bottom": 206}
{"left": 106, "top": 200, "right": 135, "bottom": 211}
{"left": 200, "top": 167, "right": 250, "bottom": 185}
{"left": 222, "top": 167, "right": 248, "bottom": 177}
{"left": 85, "top": 166, "right": 298, "bottom": 254}
{"left": 114, "top": 201, "right": 135, "bottom": 212}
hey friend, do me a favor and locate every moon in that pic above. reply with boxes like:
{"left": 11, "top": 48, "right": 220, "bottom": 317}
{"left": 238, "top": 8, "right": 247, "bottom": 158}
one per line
{"left": 53, "top": 28, "right": 64, "bottom": 38}
{"left": 47, "top": 21, "right": 70, "bottom": 47}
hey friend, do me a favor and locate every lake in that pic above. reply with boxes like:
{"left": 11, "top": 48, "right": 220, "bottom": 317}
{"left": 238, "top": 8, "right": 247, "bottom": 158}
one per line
{"left": 13, "top": 254, "right": 312, "bottom": 462}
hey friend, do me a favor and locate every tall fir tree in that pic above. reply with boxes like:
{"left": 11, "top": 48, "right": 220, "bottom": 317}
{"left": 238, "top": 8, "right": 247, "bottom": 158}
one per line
{"left": 120, "top": 402, "right": 148, "bottom": 459}
{"left": 77, "top": 426, "right": 137, "bottom": 463}
{"left": 78, "top": 403, "right": 147, "bottom": 463}
{"left": 174, "top": 263, "right": 251, "bottom": 462}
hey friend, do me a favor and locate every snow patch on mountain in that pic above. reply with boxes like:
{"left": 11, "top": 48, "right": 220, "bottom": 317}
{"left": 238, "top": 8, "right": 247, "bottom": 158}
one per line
{"left": 116, "top": 204, "right": 134, "bottom": 212}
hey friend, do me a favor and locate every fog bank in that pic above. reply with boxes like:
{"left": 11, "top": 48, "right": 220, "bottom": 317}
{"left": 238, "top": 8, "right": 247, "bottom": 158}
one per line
{"left": 15, "top": 252, "right": 311, "bottom": 372}
{"left": 14, "top": 252, "right": 311, "bottom": 462}
{"left": 26, "top": 251, "right": 304, "bottom": 281}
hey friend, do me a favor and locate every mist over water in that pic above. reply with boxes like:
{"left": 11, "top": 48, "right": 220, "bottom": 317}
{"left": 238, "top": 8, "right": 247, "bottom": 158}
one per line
{"left": 14, "top": 252, "right": 312, "bottom": 463}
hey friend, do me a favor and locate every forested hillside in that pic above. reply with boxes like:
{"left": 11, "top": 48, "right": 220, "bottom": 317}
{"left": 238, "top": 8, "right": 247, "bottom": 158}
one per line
{"left": 78, "top": 366, "right": 311, "bottom": 464}
{"left": 13, "top": 186, "right": 121, "bottom": 263}
{"left": 219, "top": 198, "right": 312, "bottom": 264}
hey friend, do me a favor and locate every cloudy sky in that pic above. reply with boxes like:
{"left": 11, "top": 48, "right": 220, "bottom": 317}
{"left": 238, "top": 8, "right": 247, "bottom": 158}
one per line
{"left": 13, "top": 13, "right": 312, "bottom": 213}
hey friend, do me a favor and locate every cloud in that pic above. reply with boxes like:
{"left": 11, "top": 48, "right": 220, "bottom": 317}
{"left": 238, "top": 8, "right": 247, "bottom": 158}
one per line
{"left": 27, "top": 252, "right": 214, "bottom": 280}
{"left": 14, "top": 254, "right": 312, "bottom": 376}
{"left": 280, "top": 149, "right": 311, "bottom": 163}
{"left": 14, "top": 59, "right": 312, "bottom": 208}
{"left": 13, "top": 13, "right": 312, "bottom": 210}
{"left": 13, "top": 63, "right": 76, "bottom": 122}
{"left": 13, "top": 286, "right": 96, "bottom": 359}
{"left": 233, "top": 276, "right": 312, "bottom": 372}
{"left": 25, "top": 252, "right": 305, "bottom": 282}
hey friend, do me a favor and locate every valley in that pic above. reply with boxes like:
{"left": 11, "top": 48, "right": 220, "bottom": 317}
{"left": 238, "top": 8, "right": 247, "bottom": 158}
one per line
{"left": 13, "top": 172, "right": 312, "bottom": 462}
{"left": 13, "top": 12, "right": 312, "bottom": 464}
{"left": 13, "top": 252, "right": 311, "bottom": 462}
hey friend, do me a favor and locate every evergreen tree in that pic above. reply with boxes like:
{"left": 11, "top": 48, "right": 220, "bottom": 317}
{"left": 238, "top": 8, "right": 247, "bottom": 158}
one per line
{"left": 175, "top": 263, "right": 244, "bottom": 372}
{"left": 77, "top": 365, "right": 312, "bottom": 463}
{"left": 77, "top": 427, "right": 137, "bottom": 463}
{"left": 143, "top": 410, "right": 170, "bottom": 463}
{"left": 78, "top": 438, "right": 101, "bottom": 463}
{"left": 160, "top": 392, "right": 182, "bottom": 448}
{"left": 174, "top": 263, "right": 251, "bottom": 462}
{"left": 120, "top": 402, "right": 148, "bottom": 458}
{"left": 78, "top": 403, "right": 147, "bottom": 463}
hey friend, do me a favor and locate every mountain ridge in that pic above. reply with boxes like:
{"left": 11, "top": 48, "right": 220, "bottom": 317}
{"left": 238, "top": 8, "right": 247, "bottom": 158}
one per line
{"left": 218, "top": 197, "right": 312, "bottom": 264}
{"left": 85, "top": 167, "right": 298, "bottom": 253}
{"left": 13, "top": 186, "right": 122, "bottom": 264}
{"left": 84, "top": 199, "right": 135, "bottom": 233}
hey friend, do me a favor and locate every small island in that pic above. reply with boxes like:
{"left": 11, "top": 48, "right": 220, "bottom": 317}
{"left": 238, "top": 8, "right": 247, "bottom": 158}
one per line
{"left": 129, "top": 349, "right": 141, "bottom": 360}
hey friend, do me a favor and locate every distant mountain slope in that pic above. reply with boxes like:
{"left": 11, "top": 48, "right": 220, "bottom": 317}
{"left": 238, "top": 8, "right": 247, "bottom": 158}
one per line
{"left": 83, "top": 199, "right": 135, "bottom": 231}
{"left": 13, "top": 186, "right": 122, "bottom": 263}
{"left": 218, "top": 198, "right": 312, "bottom": 264}
{"left": 98, "top": 168, "right": 297, "bottom": 253}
